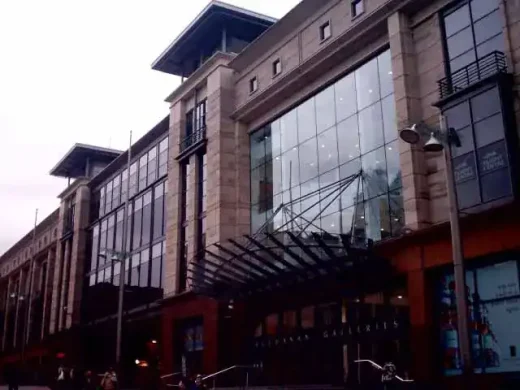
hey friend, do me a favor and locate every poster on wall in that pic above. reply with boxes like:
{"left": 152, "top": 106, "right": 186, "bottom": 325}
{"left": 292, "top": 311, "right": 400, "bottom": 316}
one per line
{"left": 439, "top": 260, "right": 520, "bottom": 376}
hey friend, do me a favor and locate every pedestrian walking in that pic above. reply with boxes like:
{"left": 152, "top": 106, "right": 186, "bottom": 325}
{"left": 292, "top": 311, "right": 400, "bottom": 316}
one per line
{"left": 193, "top": 374, "right": 207, "bottom": 390}
{"left": 82, "top": 370, "right": 96, "bottom": 390}
{"left": 100, "top": 367, "right": 118, "bottom": 390}
{"left": 56, "top": 364, "right": 68, "bottom": 390}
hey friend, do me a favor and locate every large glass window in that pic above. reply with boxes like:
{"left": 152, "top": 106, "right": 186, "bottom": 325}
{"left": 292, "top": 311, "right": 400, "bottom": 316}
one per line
{"left": 112, "top": 174, "right": 121, "bottom": 210}
{"left": 138, "top": 154, "right": 148, "bottom": 192}
{"left": 151, "top": 242, "right": 163, "bottom": 288}
{"left": 158, "top": 137, "right": 169, "bottom": 177}
{"left": 443, "top": 0, "right": 504, "bottom": 73}
{"left": 90, "top": 224, "right": 99, "bottom": 272}
{"left": 132, "top": 196, "right": 143, "bottom": 250}
{"left": 147, "top": 146, "right": 158, "bottom": 186}
{"left": 142, "top": 191, "right": 152, "bottom": 246}
{"left": 115, "top": 208, "right": 124, "bottom": 251}
{"left": 250, "top": 50, "right": 403, "bottom": 241}
{"left": 438, "top": 259, "right": 520, "bottom": 375}
{"left": 444, "top": 86, "right": 512, "bottom": 210}
{"left": 153, "top": 182, "right": 166, "bottom": 240}
{"left": 129, "top": 162, "right": 138, "bottom": 198}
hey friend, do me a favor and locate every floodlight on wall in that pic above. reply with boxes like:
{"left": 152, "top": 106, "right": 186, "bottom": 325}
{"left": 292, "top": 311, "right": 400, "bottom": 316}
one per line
{"left": 423, "top": 132, "right": 444, "bottom": 152}
{"left": 399, "top": 124, "right": 420, "bottom": 145}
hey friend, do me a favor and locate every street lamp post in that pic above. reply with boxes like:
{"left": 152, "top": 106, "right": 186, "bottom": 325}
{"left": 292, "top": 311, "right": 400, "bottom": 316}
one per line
{"left": 399, "top": 116, "right": 472, "bottom": 374}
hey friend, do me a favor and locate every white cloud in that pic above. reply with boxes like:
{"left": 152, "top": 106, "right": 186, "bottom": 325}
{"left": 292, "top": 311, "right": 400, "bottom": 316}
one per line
{"left": 0, "top": 0, "right": 298, "bottom": 254}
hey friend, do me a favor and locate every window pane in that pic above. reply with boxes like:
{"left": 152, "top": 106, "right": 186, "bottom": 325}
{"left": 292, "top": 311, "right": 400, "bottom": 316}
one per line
{"left": 474, "top": 10, "right": 503, "bottom": 44}
{"left": 300, "top": 177, "right": 321, "bottom": 222}
{"left": 474, "top": 114, "right": 504, "bottom": 148}
{"left": 471, "top": 0, "right": 500, "bottom": 21}
{"left": 281, "top": 148, "right": 299, "bottom": 191}
{"left": 453, "top": 152, "right": 477, "bottom": 184}
{"left": 445, "top": 101, "right": 471, "bottom": 130}
{"left": 361, "top": 147, "right": 387, "bottom": 200}
{"left": 339, "top": 158, "right": 362, "bottom": 208}
{"left": 251, "top": 165, "right": 266, "bottom": 206}
{"left": 317, "top": 126, "right": 338, "bottom": 174}
{"left": 319, "top": 169, "right": 340, "bottom": 215}
{"left": 447, "top": 27, "right": 474, "bottom": 60}
{"left": 251, "top": 204, "right": 267, "bottom": 233}
{"left": 299, "top": 138, "right": 319, "bottom": 183}
{"left": 380, "top": 94, "right": 397, "bottom": 143}
{"left": 478, "top": 140, "right": 509, "bottom": 175}
{"left": 251, "top": 128, "right": 267, "bottom": 169}
{"left": 315, "top": 85, "right": 336, "bottom": 133}
{"left": 378, "top": 50, "right": 394, "bottom": 98}
{"left": 477, "top": 34, "right": 505, "bottom": 59}
{"left": 140, "top": 261, "right": 149, "bottom": 287}
{"left": 356, "top": 57, "right": 380, "bottom": 110}
{"left": 452, "top": 126, "right": 474, "bottom": 158}
{"left": 450, "top": 50, "right": 477, "bottom": 73}
{"left": 444, "top": 5, "right": 471, "bottom": 37}
{"left": 389, "top": 188, "right": 404, "bottom": 236}
{"left": 481, "top": 168, "right": 511, "bottom": 202}
{"left": 364, "top": 194, "right": 391, "bottom": 241}
{"left": 297, "top": 98, "right": 317, "bottom": 143}
{"left": 267, "top": 120, "right": 282, "bottom": 158}
{"left": 321, "top": 212, "right": 340, "bottom": 234}
{"left": 267, "top": 155, "right": 282, "bottom": 196}
{"left": 386, "top": 141, "right": 402, "bottom": 190}
{"left": 471, "top": 88, "right": 501, "bottom": 122}
{"left": 337, "top": 115, "right": 360, "bottom": 165}
{"left": 456, "top": 179, "right": 481, "bottom": 209}
{"left": 280, "top": 109, "right": 298, "bottom": 152}
{"left": 359, "top": 102, "right": 384, "bottom": 154}
{"left": 335, "top": 73, "right": 357, "bottom": 122}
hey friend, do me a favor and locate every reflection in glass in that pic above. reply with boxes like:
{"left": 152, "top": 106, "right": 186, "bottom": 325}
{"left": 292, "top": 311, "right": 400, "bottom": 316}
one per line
{"left": 281, "top": 148, "right": 299, "bottom": 191}
{"left": 281, "top": 110, "right": 298, "bottom": 152}
{"left": 297, "top": 98, "right": 317, "bottom": 143}
{"left": 444, "top": 5, "right": 471, "bottom": 37}
{"left": 451, "top": 126, "right": 474, "bottom": 158}
{"left": 335, "top": 73, "right": 357, "bottom": 122}
{"left": 299, "top": 138, "right": 319, "bottom": 183}
{"left": 386, "top": 141, "right": 401, "bottom": 191}
{"left": 249, "top": 49, "right": 401, "bottom": 242}
{"left": 318, "top": 126, "right": 338, "bottom": 174}
{"left": 250, "top": 128, "right": 267, "bottom": 169}
{"left": 356, "top": 57, "right": 380, "bottom": 110}
{"left": 362, "top": 147, "right": 388, "bottom": 200}
{"left": 337, "top": 116, "right": 360, "bottom": 165}
{"left": 359, "top": 102, "right": 384, "bottom": 154}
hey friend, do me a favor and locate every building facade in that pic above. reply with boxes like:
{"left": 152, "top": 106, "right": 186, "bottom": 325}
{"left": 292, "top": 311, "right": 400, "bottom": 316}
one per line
{"left": 2, "top": 0, "right": 520, "bottom": 388}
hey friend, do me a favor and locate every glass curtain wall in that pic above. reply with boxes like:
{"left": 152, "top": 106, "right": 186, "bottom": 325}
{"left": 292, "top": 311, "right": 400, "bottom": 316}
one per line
{"left": 250, "top": 49, "right": 403, "bottom": 241}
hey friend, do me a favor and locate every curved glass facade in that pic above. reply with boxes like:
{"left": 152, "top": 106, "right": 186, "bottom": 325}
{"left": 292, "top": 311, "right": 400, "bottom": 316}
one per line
{"left": 250, "top": 50, "right": 403, "bottom": 242}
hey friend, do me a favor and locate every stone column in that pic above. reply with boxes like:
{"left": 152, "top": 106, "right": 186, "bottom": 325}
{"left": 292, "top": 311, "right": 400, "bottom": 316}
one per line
{"left": 58, "top": 239, "right": 71, "bottom": 331}
{"left": 235, "top": 121, "right": 251, "bottom": 238}
{"left": 186, "top": 153, "right": 199, "bottom": 287}
{"left": 12, "top": 269, "right": 24, "bottom": 348}
{"left": 24, "top": 254, "right": 38, "bottom": 345}
{"left": 41, "top": 248, "right": 55, "bottom": 339}
{"left": 2, "top": 276, "right": 12, "bottom": 350}
{"left": 205, "top": 66, "right": 241, "bottom": 247}
{"left": 49, "top": 201, "right": 67, "bottom": 334}
{"left": 164, "top": 100, "right": 183, "bottom": 296}
{"left": 388, "top": 12, "right": 430, "bottom": 230}
{"left": 65, "top": 185, "right": 90, "bottom": 328}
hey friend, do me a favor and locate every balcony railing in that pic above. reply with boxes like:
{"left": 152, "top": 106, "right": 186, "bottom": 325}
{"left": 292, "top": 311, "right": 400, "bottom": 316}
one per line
{"left": 438, "top": 51, "right": 508, "bottom": 99}
{"left": 180, "top": 127, "right": 206, "bottom": 153}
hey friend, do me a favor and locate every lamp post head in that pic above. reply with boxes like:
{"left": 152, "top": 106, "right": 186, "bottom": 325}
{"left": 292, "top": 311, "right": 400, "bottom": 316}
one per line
{"left": 399, "top": 124, "right": 420, "bottom": 145}
{"left": 424, "top": 132, "right": 444, "bottom": 152}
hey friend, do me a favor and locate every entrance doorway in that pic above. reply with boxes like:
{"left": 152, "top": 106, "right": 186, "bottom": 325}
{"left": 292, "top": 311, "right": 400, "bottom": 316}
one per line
{"left": 249, "top": 291, "right": 410, "bottom": 386}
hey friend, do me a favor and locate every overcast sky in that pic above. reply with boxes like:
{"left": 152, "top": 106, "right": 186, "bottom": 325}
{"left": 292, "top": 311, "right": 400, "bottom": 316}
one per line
{"left": 0, "top": 0, "right": 299, "bottom": 255}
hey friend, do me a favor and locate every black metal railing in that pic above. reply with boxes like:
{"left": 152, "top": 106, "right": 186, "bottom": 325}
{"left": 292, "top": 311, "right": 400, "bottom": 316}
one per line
{"left": 438, "top": 51, "right": 508, "bottom": 99}
{"left": 180, "top": 127, "right": 206, "bottom": 153}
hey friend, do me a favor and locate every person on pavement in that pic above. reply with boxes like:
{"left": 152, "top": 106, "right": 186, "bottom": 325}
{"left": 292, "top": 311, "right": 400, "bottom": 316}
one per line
{"left": 100, "top": 367, "right": 118, "bottom": 390}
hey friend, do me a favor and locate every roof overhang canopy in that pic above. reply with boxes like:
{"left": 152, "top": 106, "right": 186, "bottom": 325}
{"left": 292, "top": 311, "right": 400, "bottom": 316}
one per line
{"left": 189, "top": 171, "right": 394, "bottom": 300}
{"left": 50, "top": 144, "right": 122, "bottom": 179}
{"left": 151, "top": 1, "right": 276, "bottom": 76}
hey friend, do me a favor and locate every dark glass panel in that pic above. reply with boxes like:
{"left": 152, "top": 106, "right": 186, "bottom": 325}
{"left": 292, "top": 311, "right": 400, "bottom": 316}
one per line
{"left": 480, "top": 168, "right": 512, "bottom": 202}
{"left": 452, "top": 126, "right": 474, "bottom": 158}
{"left": 142, "top": 191, "right": 152, "bottom": 246}
{"left": 474, "top": 114, "right": 504, "bottom": 148}
{"left": 471, "top": 0, "right": 500, "bottom": 22}
{"left": 251, "top": 127, "right": 267, "bottom": 169}
{"left": 477, "top": 140, "right": 508, "bottom": 175}
{"left": 453, "top": 152, "right": 477, "bottom": 184}
{"left": 474, "top": 10, "right": 503, "bottom": 44}
{"left": 445, "top": 101, "right": 471, "bottom": 130}
{"left": 456, "top": 179, "right": 481, "bottom": 209}
{"left": 476, "top": 34, "right": 505, "bottom": 59}
{"left": 447, "top": 27, "right": 474, "bottom": 59}
{"left": 450, "top": 50, "right": 477, "bottom": 73}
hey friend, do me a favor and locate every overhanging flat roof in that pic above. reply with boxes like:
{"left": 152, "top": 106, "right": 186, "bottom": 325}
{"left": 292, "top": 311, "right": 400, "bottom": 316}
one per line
{"left": 151, "top": 0, "right": 276, "bottom": 76}
{"left": 49, "top": 144, "right": 122, "bottom": 178}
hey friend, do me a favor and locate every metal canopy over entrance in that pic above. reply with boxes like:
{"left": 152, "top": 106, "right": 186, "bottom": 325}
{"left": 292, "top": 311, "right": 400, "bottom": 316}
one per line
{"left": 189, "top": 171, "right": 394, "bottom": 299}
